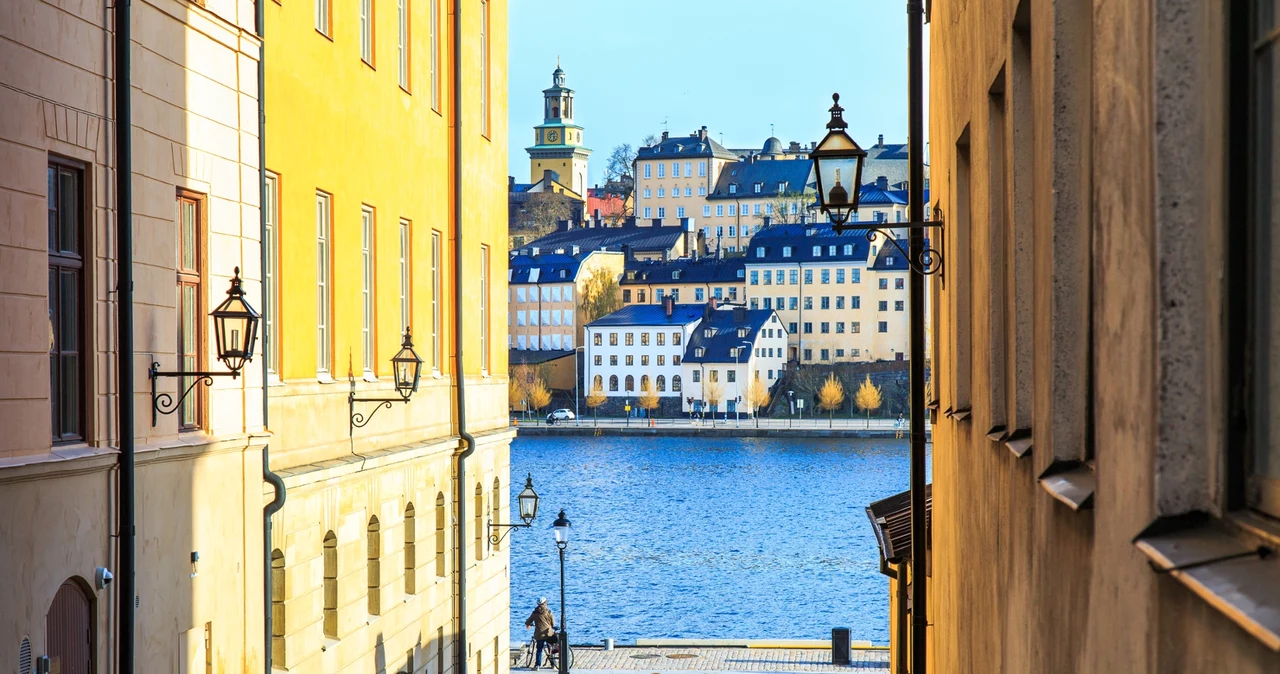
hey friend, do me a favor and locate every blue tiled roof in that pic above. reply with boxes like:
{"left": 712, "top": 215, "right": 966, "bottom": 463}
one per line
{"left": 512, "top": 223, "right": 685, "bottom": 257}
{"left": 508, "top": 253, "right": 587, "bottom": 284}
{"left": 682, "top": 308, "right": 781, "bottom": 364}
{"left": 620, "top": 257, "right": 745, "bottom": 285}
{"left": 857, "top": 183, "right": 909, "bottom": 206}
{"left": 637, "top": 131, "right": 738, "bottom": 161}
{"left": 870, "top": 240, "right": 911, "bottom": 271}
{"left": 586, "top": 303, "right": 705, "bottom": 328}
{"left": 746, "top": 223, "right": 871, "bottom": 263}
{"left": 708, "top": 159, "right": 814, "bottom": 200}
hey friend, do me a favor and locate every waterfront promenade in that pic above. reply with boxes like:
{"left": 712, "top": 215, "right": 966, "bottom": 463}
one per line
{"left": 512, "top": 415, "right": 930, "bottom": 439}
{"left": 518, "top": 645, "right": 891, "bottom": 673}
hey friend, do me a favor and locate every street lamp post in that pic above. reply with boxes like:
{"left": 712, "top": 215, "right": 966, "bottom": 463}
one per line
{"left": 787, "top": 389, "right": 794, "bottom": 429}
{"left": 736, "top": 340, "right": 751, "bottom": 426}
{"left": 553, "top": 510, "right": 572, "bottom": 674}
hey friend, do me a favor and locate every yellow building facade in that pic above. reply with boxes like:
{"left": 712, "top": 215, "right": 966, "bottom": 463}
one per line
{"left": 526, "top": 65, "right": 590, "bottom": 196}
{"left": 264, "top": 0, "right": 513, "bottom": 673}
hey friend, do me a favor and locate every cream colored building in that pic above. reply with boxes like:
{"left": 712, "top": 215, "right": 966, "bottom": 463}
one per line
{"left": 920, "top": 0, "right": 1280, "bottom": 671}
{"left": 704, "top": 144, "right": 814, "bottom": 252}
{"left": 633, "top": 128, "right": 737, "bottom": 237}
{"left": 743, "top": 224, "right": 908, "bottom": 365}
{"left": 508, "top": 250, "right": 625, "bottom": 351}
{"left": 0, "top": 0, "right": 270, "bottom": 672}
{"left": 619, "top": 258, "right": 746, "bottom": 307}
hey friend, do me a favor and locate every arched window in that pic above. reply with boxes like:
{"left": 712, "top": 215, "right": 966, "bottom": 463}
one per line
{"left": 609, "top": 375, "right": 618, "bottom": 391}
{"left": 640, "top": 375, "right": 650, "bottom": 392}
{"left": 491, "top": 478, "right": 501, "bottom": 552}
{"left": 625, "top": 375, "right": 634, "bottom": 391}
{"left": 672, "top": 375, "right": 682, "bottom": 392}
{"left": 435, "top": 493, "right": 447, "bottom": 577}
{"left": 656, "top": 375, "right": 666, "bottom": 392}
{"left": 271, "top": 550, "right": 286, "bottom": 663}
{"left": 474, "top": 483, "right": 484, "bottom": 561}
{"left": 323, "top": 531, "right": 338, "bottom": 638}
{"left": 368, "top": 516, "right": 381, "bottom": 615}
{"left": 593, "top": 374, "right": 603, "bottom": 390}
{"left": 404, "top": 503, "right": 417, "bottom": 594}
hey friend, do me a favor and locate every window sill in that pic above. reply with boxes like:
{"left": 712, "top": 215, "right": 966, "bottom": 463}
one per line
{"left": 1005, "top": 428, "right": 1032, "bottom": 458}
{"left": 363, "top": 371, "right": 379, "bottom": 383}
{"left": 951, "top": 407, "right": 971, "bottom": 422}
{"left": 1037, "top": 459, "right": 1094, "bottom": 511}
{"left": 317, "top": 373, "right": 338, "bottom": 385}
{"left": 1134, "top": 512, "right": 1280, "bottom": 651}
{"left": 986, "top": 425, "right": 1008, "bottom": 443}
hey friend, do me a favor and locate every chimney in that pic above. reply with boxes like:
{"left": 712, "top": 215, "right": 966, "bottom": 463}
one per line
{"left": 557, "top": 218, "right": 572, "bottom": 232}
{"left": 876, "top": 175, "right": 889, "bottom": 191}
{"left": 652, "top": 217, "right": 663, "bottom": 227}
{"left": 543, "top": 169, "right": 556, "bottom": 184}
{"left": 663, "top": 294, "right": 675, "bottom": 318}
{"left": 878, "top": 133, "right": 884, "bottom": 147}
{"left": 531, "top": 246, "right": 540, "bottom": 256}
{"left": 762, "top": 216, "right": 772, "bottom": 227}
{"left": 699, "top": 126, "right": 708, "bottom": 140}
{"left": 622, "top": 244, "right": 633, "bottom": 261}
{"left": 571, "top": 245, "right": 580, "bottom": 256}
{"left": 707, "top": 297, "right": 718, "bottom": 311}
{"left": 508, "top": 175, "right": 515, "bottom": 191}
{"left": 662, "top": 130, "right": 669, "bottom": 141}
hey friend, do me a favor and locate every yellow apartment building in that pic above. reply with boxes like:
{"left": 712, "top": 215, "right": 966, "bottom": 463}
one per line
{"left": 0, "top": 0, "right": 270, "bottom": 671}
{"left": 507, "top": 250, "right": 624, "bottom": 352}
{"left": 263, "top": 0, "right": 513, "bottom": 673}
{"left": 632, "top": 128, "right": 737, "bottom": 239}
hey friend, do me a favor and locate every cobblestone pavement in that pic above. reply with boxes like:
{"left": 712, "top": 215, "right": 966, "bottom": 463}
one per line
{"left": 516, "top": 646, "right": 890, "bottom": 673}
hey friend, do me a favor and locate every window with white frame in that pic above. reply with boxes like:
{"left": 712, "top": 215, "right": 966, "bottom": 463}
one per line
{"left": 699, "top": 161, "right": 707, "bottom": 176}
{"left": 360, "top": 0, "right": 373, "bottom": 64}
{"left": 264, "top": 172, "right": 280, "bottom": 375}
{"left": 432, "top": 231, "right": 442, "bottom": 370}
{"left": 704, "top": 205, "right": 711, "bottom": 217}
{"left": 361, "top": 207, "right": 376, "bottom": 373}
{"left": 398, "top": 0, "right": 410, "bottom": 89}
{"left": 399, "top": 219, "right": 412, "bottom": 333}
{"left": 316, "top": 192, "right": 332, "bottom": 374}
{"left": 316, "top": 0, "right": 330, "bottom": 35}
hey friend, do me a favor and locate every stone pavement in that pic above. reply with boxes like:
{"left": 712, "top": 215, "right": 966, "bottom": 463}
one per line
{"left": 519, "top": 646, "right": 890, "bottom": 673}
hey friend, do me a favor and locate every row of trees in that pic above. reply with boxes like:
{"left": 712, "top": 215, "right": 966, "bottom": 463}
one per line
{"left": 815, "top": 374, "right": 884, "bottom": 428}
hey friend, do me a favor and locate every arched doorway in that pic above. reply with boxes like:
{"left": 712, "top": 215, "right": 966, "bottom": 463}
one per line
{"left": 46, "top": 579, "right": 93, "bottom": 674}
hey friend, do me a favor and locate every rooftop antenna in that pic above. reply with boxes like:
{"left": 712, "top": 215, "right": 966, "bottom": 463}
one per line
{"left": 719, "top": 132, "right": 725, "bottom": 145}
{"left": 663, "top": 117, "right": 669, "bottom": 133}
{"left": 770, "top": 123, "right": 775, "bottom": 136}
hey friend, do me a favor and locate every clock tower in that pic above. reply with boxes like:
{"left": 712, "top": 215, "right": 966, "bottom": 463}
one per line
{"left": 527, "top": 63, "right": 591, "bottom": 195}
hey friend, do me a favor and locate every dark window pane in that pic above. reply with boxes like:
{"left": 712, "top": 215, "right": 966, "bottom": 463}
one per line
{"left": 61, "top": 353, "right": 79, "bottom": 436}
{"left": 183, "top": 284, "right": 197, "bottom": 354}
{"left": 182, "top": 201, "right": 197, "bottom": 271}
{"left": 59, "top": 270, "right": 77, "bottom": 347}
{"left": 58, "top": 171, "right": 78, "bottom": 254}
{"left": 48, "top": 168, "right": 57, "bottom": 250}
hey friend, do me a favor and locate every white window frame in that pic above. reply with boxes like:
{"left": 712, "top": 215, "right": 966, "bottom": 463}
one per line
{"left": 480, "top": 244, "right": 490, "bottom": 374}
{"left": 316, "top": 0, "right": 330, "bottom": 35}
{"left": 399, "top": 219, "right": 412, "bottom": 334}
{"left": 360, "top": 0, "right": 373, "bottom": 64}
{"left": 316, "top": 192, "right": 332, "bottom": 376}
{"left": 361, "top": 206, "right": 376, "bottom": 375}
{"left": 432, "top": 230, "right": 442, "bottom": 372}
{"left": 398, "top": 0, "right": 409, "bottom": 90}
{"left": 264, "top": 172, "right": 280, "bottom": 377}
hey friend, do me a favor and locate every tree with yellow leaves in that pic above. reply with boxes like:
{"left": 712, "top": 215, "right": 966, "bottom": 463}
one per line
{"left": 704, "top": 379, "right": 724, "bottom": 428}
{"left": 747, "top": 377, "right": 771, "bottom": 428}
{"left": 527, "top": 379, "right": 552, "bottom": 418}
{"left": 855, "top": 374, "right": 883, "bottom": 428}
{"left": 817, "top": 374, "right": 846, "bottom": 428}
{"left": 638, "top": 378, "right": 661, "bottom": 424}
{"left": 584, "top": 382, "right": 607, "bottom": 426}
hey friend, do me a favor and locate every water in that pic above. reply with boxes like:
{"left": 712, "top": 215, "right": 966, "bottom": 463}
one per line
{"left": 508, "top": 435, "right": 931, "bottom": 645}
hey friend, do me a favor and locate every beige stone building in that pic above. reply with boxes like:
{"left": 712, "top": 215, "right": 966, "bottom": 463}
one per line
{"left": 0, "top": 0, "right": 270, "bottom": 671}
{"left": 508, "top": 250, "right": 625, "bottom": 352}
{"left": 632, "top": 128, "right": 737, "bottom": 236}
{"left": 921, "top": 0, "right": 1280, "bottom": 671}
{"left": 619, "top": 257, "right": 746, "bottom": 307}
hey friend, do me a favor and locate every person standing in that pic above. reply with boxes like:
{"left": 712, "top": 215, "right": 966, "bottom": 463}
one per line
{"left": 525, "top": 597, "right": 557, "bottom": 669}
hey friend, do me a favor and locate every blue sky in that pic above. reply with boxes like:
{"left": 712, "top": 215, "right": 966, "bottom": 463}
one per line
{"left": 507, "top": 0, "right": 930, "bottom": 187}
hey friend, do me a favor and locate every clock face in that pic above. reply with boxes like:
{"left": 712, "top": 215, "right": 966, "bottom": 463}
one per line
{"left": 547, "top": 130, "right": 559, "bottom": 143}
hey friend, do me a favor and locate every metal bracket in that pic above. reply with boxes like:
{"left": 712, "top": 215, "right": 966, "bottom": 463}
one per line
{"left": 349, "top": 391, "right": 408, "bottom": 436}
{"left": 830, "top": 206, "right": 945, "bottom": 277}
{"left": 488, "top": 518, "right": 531, "bottom": 547}
{"left": 149, "top": 361, "right": 238, "bottom": 427}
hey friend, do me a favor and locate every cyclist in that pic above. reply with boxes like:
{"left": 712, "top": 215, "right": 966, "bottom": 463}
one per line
{"left": 524, "top": 597, "right": 557, "bottom": 669}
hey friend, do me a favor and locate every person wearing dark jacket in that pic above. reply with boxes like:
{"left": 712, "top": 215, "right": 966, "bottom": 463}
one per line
{"left": 525, "top": 597, "right": 557, "bottom": 669}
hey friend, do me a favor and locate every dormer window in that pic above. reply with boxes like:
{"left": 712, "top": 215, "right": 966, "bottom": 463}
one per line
{"left": 813, "top": 246, "right": 821, "bottom": 256}
{"left": 843, "top": 244, "right": 853, "bottom": 255}
{"left": 673, "top": 270, "right": 681, "bottom": 280}
{"left": 626, "top": 271, "right": 636, "bottom": 280}
{"left": 887, "top": 256, "right": 896, "bottom": 265}
{"left": 695, "top": 347, "right": 705, "bottom": 357}
{"left": 736, "top": 269, "right": 745, "bottom": 279}
{"left": 753, "top": 183, "right": 763, "bottom": 194}
{"left": 737, "top": 328, "right": 747, "bottom": 338}
{"left": 560, "top": 269, "right": 567, "bottom": 279}
{"left": 782, "top": 246, "right": 793, "bottom": 258}
{"left": 729, "top": 184, "right": 738, "bottom": 194}
{"left": 778, "top": 181, "right": 788, "bottom": 192}
{"left": 828, "top": 245, "right": 836, "bottom": 256}
{"left": 704, "top": 328, "right": 714, "bottom": 338}
{"left": 755, "top": 246, "right": 765, "bottom": 258}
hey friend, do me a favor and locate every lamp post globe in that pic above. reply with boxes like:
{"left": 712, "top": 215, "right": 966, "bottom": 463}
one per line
{"left": 517, "top": 474, "right": 540, "bottom": 525}
{"left": 809, "top": 94, "right": 868, "bottom": 230}
{"left": 391, "top": 328, "right": 424, "bottom": 400}
{"left": 552, "top": 509, "right": 571, "bottom": 549}
{"left": 210, "top": 267, "right": 260, "bottom": 374}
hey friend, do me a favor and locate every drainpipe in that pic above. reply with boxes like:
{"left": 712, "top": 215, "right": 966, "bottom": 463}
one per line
{"left": 451, "top": 0, "right": 477, "bottom": 672}
{"left": 894, "top": 561, "right": 908, "bottom": 674}
{"left": 255, "top": 4, "right": 288, "bottom": 673}
{"left": 114, "top": 0, "right": 137, "bottom": 669}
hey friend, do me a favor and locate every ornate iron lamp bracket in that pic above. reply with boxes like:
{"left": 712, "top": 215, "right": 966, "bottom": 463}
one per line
{"left": 829, "top": 206, "right": 946, "bottom": 279}
{"left": 149, "top": 361, "right": 239, "bottom": 427}
{"left": 349, "top": 389, "right": 411, "bottom": 436}
{"left": 487, "top": 518, "right": 532, "bottom": 547}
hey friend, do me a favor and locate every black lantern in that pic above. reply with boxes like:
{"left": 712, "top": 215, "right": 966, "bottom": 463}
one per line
{"left": 149, "top": 267, "right": 261, "bottom": 426}
{"left": 210, "top": 267, "right": 260, "bottom": 374}
{"left": 810, "top": 93, "right": 867, "bottom": 229}
{"left": 517, "top": 473, "right": 540, "bottom": 524}
{"left": 552, "top": 509, "right": 571, "bottom": 549}
{"left": 391, "top": 328, "right": 423, "bottom": 400}
{"left": 488, "top": 473, "right": 541, "bottom": 546}
{"left": 349, "top": 327, "right": 423, "bottom": 435}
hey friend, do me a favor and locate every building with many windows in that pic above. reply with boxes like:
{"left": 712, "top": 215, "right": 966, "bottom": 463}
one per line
{"left": 263, "top": 1, "right": 512, "bottom": 673}
{"left": 619, "top": 257, "right": 746, "bottom": 306}
{"left": 680, "top": 307, "right": 788, "bottom": 417}
{"left": 583, "top": 301, "right": 704, "bottom": 412}
{"left": 705, "top": 150, "right": 815, "bottom": 252}
{"left": 0, "top": 0, "right": 271, "bottom": 671}
{"left": 511, "top": 219, "right": 697, "bottom": 262}
{"left": 633, "top": 128, "right": 738, "bottom": 228}
{"left": 508, "top": 249, "right": 625, "bottom": 351}
{"left": 743, "top": 224, "right": 908, "bottom": 364}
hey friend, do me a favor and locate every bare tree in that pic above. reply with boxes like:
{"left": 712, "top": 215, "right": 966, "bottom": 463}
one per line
{"left": 765, "top": 190, "right": 814, "bottom": 225}
{"left": 606, "top": 143, "right": 636, "bottom": 183}
{"left": 513, "top": 192, "right": 575, "bottom": 248}
{"left": 641, "top": 133, "right": 660, "bottom": 147}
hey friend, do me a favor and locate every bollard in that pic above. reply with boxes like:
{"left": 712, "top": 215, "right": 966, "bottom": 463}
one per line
{"left": 602, "top": 638, "right": 614, "bottom": 651}
{"left": 831, "top": 627, "right": 851, "bottom": 665}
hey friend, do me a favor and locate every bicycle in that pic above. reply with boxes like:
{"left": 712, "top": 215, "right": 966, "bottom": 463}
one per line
{"left": 520, "top": 633, "right": 574, "bottom": 670}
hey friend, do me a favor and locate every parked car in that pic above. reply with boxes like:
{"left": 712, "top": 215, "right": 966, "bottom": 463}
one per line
{"left": 546, "top": 409, "right": 575, "bottom": 424}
